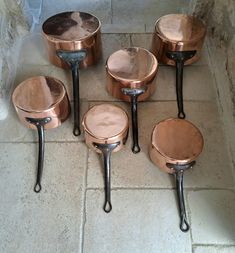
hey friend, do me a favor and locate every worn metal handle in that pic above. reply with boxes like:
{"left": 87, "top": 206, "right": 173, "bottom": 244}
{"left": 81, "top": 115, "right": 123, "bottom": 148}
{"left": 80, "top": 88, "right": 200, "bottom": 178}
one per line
{"left": 56, "top": 49, "right": 87, "bottom": 136}
{"left": 26, "top": 117, "right": 51, "bottom": 193}
{"left": 166, "top": 161, "right": 195, "bottom": 232}
{"left": 166, "top": 51, "right": 196, "bottom": 119}
{"left": 93, "top": 142, "right": 120, "bottom": 213}
{"left": 176, "top": 170, "right": 190, "bottom": 232}
{"left": 121, "top": 87, "right": 146, "bottom": 154}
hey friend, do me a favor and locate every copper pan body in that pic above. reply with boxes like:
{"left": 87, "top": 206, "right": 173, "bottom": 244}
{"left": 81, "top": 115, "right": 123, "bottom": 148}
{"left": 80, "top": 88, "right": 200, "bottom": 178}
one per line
{"left": 149, "top": 118, "right": 204, "bottom": 173}
{"left": 106, "top": 47, "right": 158, "bottom": 102}
{"left": 151, "top": 14, "right": 206, "bottom": 65}
{"left": 42, "top": 11, "right": 102, "bottom": 69}
{"left": 82, "top": 104, "right": 129, "bottom": 153}
{"left": 12, "top": 76, "right": 70, "bottom": 130}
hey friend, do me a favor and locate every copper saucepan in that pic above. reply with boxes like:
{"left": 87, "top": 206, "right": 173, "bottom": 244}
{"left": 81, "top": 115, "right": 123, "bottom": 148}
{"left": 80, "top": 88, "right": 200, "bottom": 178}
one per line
{"left": 42, "top": 11, "right": 102, "bottom": 136}
{"left": 151, "top": 14, "right": 206, "bottom": 118}
{"left": 12, "top": 76, "right": 70, "bottom": 192}
{"left": 106, "top": 47, "right": 158, "bottom": 153}
{"left": 149, "top": 118, "right": 203, "bottom": 232}
{"left": 82, "top": 104, "right": 129, "bottom": 212}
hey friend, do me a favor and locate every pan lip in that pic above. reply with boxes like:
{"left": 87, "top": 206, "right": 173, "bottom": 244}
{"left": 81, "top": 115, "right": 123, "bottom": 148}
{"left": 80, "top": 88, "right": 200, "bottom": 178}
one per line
{"left": 106, "top": 47, "right": 158, "bottom": 83}
{"left": 42, "top": 11, "right": 101, "bottom": 43}
{"left": 82, "top": 103, "right": 129, "bottom": 141}
{"left": 153, "top": 13, "right": 206, "bottom": 44}
{"left": 12, "top": 76, "right": 67, "bottom": 114}
{"left": 151, "top": 117, "right": 204, "bottom": 163}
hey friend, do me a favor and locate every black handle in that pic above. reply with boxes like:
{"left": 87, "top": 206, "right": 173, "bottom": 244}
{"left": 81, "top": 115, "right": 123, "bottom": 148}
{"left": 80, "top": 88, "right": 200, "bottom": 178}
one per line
{"left": 93, "top": 142, "right": 120, "bottom": 213}
{"left": 166, "top": 51, "right": 196, "bottom": 119}
{"left": 176, "top": 170, "right": 190, "bottom": 232}
{"left": 121, "top": 87, "right": 146, "bottom": 154}
{"left": 26, "top": 117, "right": 51, "bottom": 193}
{"left": 166, "top": 161, "right": 195, "bottom": 232}
{"left": 56, "top": 49, "right": 87, "bottom": 136}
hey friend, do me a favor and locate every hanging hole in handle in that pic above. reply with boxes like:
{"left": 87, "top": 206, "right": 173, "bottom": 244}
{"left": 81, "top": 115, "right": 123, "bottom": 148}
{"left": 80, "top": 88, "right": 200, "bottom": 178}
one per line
{"left": 34, "top": 182, "right": 42, "bottom": 193}
{"left": 103, "top": 201, "right": 112, "bottom": 213}
{"left": 132, "top": 145, "right": 140, "bottom": 154}
{"left": 180, "top": 215, "right": 190, "bottom": 232}
{"left": 73, "top": 126, "right": 81, "bottom": 136}
{"left": 178, "top": 111, "right": 186, "bottom": 119}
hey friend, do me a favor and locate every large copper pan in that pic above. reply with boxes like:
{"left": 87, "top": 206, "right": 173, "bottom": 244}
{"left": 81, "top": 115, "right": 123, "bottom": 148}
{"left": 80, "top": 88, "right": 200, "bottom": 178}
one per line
{"left": 12, "top": 76, "right": 70, "bottom": 192}
{"left": 106, "top": 47, "right": 158, "bottom": 153}
{"left": 82, "top": 104, "right": 129, "bottom": 212}
{"left": 151, "top": 14, "right": 206, "bottom": 118}
{"left": 149, "top": 118, "right": 203, "bottom": 232}
{"left": 42, "top": 11, "right": 102, "bottom": 136}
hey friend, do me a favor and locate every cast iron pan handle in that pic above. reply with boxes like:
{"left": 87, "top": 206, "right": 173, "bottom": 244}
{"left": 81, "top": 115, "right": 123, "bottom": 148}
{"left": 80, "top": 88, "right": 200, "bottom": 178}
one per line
{"left": 166, "top": 161, "right": 196, "bottom": 232}
{"left": 166, "top": 51, "right": 196, "bottom": 119}
{"left": 56, "top": 49, "right": 87, "bottom": 136}
{"left": 93, "top": 142, "right": 120, "bottom": 213}
{"left": 26, "top": 117, "right": 52, "bottom": 193}
{"left": 121, "top": 87, "right": 146, "bottom": 153}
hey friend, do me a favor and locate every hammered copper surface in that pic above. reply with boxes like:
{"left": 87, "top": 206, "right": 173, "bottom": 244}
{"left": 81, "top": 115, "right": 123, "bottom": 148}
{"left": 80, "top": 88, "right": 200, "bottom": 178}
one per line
{"left": 151, "top": 14, "right": 206, "bottom": 65}
{"left": 149, "top": 118, "right": 203, "bottom": 173}
{"left": 42, "top": 11, "right": 102, "bottom": 69}
{"left": 12, "top": 76, "right": 70, "bottom": 130}
{"left": 106, "top": 47, "right": 158, "bottom": 102}
{"left": 82, "top": 104, "right": 129, "bottom": 153}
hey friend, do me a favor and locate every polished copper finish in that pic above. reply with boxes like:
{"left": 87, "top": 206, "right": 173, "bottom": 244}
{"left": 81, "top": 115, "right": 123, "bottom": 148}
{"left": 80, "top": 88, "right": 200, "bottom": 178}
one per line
{"left": 82, "top": 104, "right": 129, "bottom": 152}
{"left": 149, "top": 118, "right": 203, "bottom": 173}
{"left": 42, "top": 11, "right": 102, "bottom": 69}
{"left": 12, "top": 76, "right": 70, "bottom": 129}
{"left": 106, "top": 47, "right": 158, "bottom": 102}
{"left": 151, "top": 14, "right": 206, "bottom": 65}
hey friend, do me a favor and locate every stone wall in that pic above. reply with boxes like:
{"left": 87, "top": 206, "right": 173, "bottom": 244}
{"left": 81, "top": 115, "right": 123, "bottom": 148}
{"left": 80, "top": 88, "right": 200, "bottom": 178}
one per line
{"left": 190, "top": 0, "right": 235, "bottom": 168}
{"left": 0, "top": 0, "right": 29, "bottom": 119}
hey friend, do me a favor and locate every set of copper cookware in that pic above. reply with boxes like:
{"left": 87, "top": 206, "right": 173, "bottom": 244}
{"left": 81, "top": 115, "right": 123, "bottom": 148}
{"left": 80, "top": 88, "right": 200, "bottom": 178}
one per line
{"left": 12, "top": 12, "right": 206, "bottom": 232}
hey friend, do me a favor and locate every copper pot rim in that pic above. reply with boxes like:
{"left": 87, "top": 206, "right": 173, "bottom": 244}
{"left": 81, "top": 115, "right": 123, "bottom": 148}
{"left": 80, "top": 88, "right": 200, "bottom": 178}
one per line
{"left": 106, "top": 47, "right": 158, "bottom": 84}
{"left": 42, "top": 11, "right": 102, "bottom": 43}
{"left": 154, "top": 14, "right": 206, "bottom": 44}
{"left": 12, "top": 76, "right": 67, "bottom": 113}
{"left": 82, "top": 104, "right": 129, "bottom": 141}
{"left": 151, "top": 118, "right": 204, "bottom": 163}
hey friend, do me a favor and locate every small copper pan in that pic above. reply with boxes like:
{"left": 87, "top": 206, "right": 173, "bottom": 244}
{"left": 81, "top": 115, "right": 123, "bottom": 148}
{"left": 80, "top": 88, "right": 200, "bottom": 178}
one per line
{"left": 42, "top": 11, "right": 102, "bottom": 136}
{"left": 149, "top": 118, "right": 203, "bottom": 232}
{"left": 82, "top": 104, "right": 129, "bottom": 212}
{"left": 151, "top": 14, "right": 206, "bottom": 118}
{"left": 12, "top": 76, "right": 70, "bottom": 193}
{"left": 106, "top": 47, "right": 158, "bottom": 153}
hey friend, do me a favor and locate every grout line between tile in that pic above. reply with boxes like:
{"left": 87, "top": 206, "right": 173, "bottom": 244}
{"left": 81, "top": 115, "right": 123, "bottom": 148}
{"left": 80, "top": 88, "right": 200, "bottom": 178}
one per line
{"left": 80, "top": 116, "right": 90, "bottom": 253}
{"left": 85, "top": 187, "right": 235, "bottom": 191}
{"left": 192, "top": 243, "right": 235, "bottom": 247}
{"left": 110, "top": 0, "right": 113, "bottom": 24}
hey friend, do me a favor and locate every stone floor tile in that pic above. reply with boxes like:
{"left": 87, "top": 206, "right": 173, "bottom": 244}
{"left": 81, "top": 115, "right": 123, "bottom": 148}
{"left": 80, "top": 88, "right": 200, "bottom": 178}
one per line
{"left": 152, "top": 65, "right": 215, "bottom": 101}
{"left": 112, "top": 0, "right": 189, "bottom": 26}
{"left": 40, "top": 0, "right": 112, "bottom": 25}
{"left": 102, "top": 24, "right": 145, "bottom": 33}
{"left": 83, "top": 189, "right": 192, "bottom": 253}
{"left": 101, "top": 33, "right": 131, "bottom": 61}
{"left": 0, "top": 142, "right": 87, "bottom": 253}
{"left": 188, "top": 190, "right": 235, "bottom": 245}
{"left": 0, "top": 102, "right": 88, "bottom": 142}
{"left": 87, "top": 101, "right": 234, "bottom": 189}
{"left": 194, "top": 246, "right": 235, "bottom": 253}
{"left": 130, "top": 33, "right": 153, "bottom": 51}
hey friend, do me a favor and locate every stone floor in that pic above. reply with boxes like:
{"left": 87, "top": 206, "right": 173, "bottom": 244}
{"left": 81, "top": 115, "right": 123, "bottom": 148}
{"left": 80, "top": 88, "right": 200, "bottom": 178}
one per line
{"left": 1, "top": 1, "right": 235, "bottom": 253}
